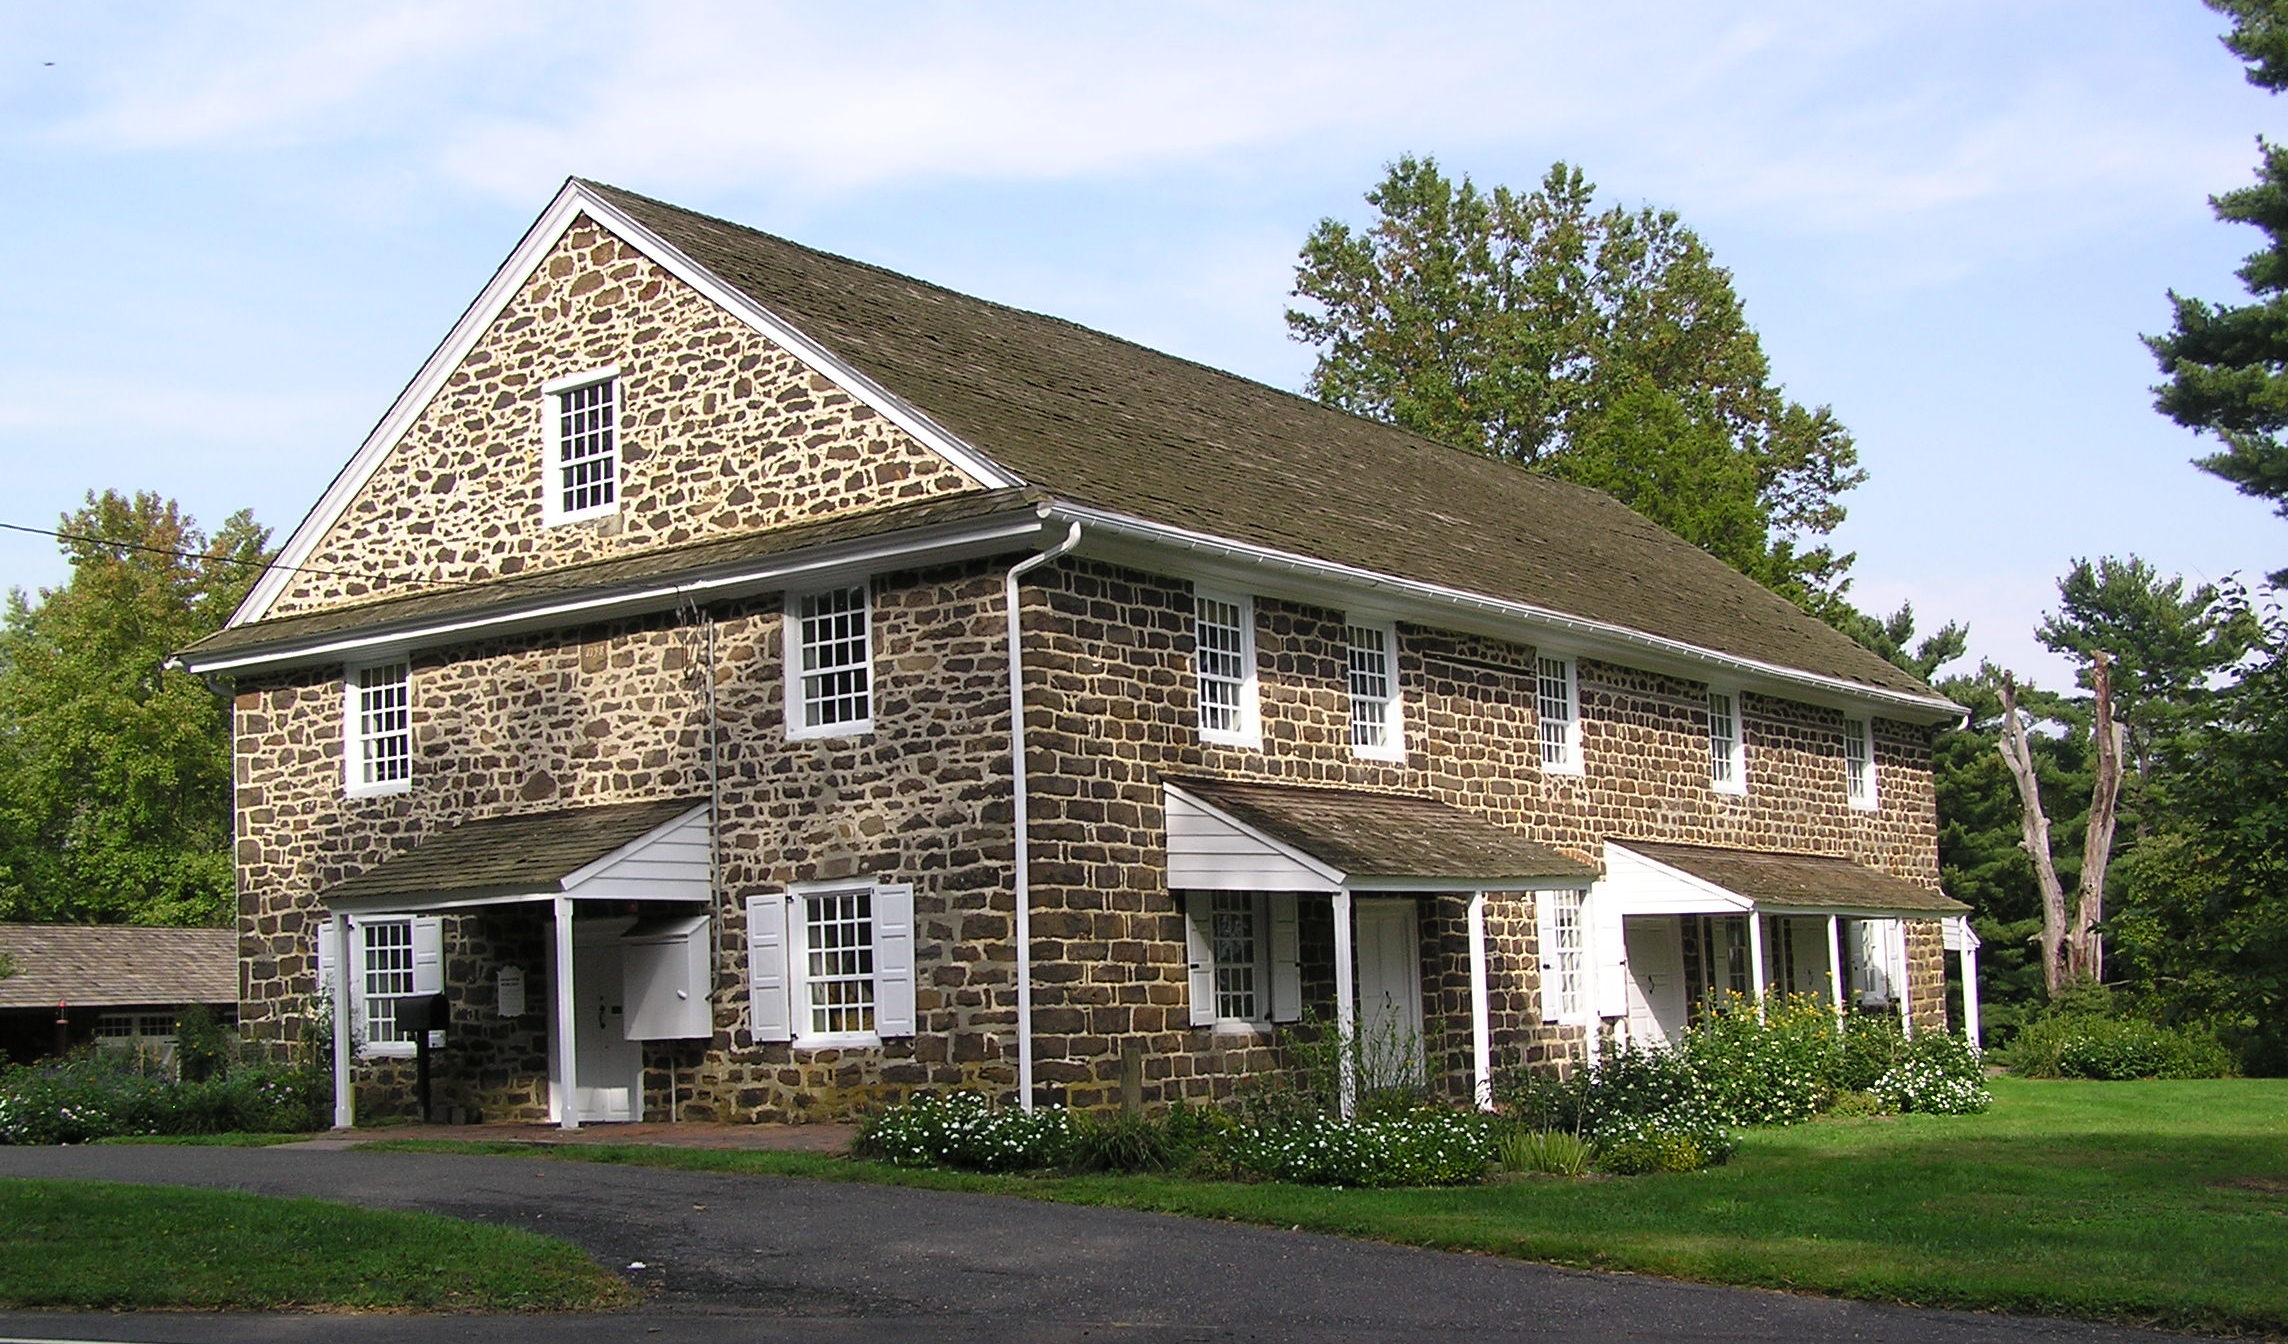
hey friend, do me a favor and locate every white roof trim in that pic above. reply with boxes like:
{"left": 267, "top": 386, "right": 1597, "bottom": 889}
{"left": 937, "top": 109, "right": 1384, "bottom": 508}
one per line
{"left": 233, "top": 178, "right": 1022, "bottom": 628}
{"left": 1165, "top": 780, "right": 1344, "bottom": 889}
{"left": 1048, "top": 502, "right": 1964, "bottom": 726}
{"left": 180, "top": 508, "right": 1049, "bottom": 676}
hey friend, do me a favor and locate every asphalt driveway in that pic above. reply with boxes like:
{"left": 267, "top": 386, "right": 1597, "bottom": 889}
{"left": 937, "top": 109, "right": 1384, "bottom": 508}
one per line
{"left": 0, "top": 1144, "right": 2215, "bottom": 1343}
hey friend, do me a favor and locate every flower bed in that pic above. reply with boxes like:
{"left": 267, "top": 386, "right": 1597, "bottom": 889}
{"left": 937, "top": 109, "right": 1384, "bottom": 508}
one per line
{"left": 0, "top": 1052, "right": 327, "bottom": 1145}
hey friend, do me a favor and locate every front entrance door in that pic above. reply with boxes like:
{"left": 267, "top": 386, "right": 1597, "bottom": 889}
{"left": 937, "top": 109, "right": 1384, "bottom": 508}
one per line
{"left": 572, "top": 936, "right": 641, "bottom": 1123}
{"left": 1352, "top": 900, "right": 1423, "bottom": 1089}
{"left": 1623, "top": 917, "right": 1687, "bottom": 1045}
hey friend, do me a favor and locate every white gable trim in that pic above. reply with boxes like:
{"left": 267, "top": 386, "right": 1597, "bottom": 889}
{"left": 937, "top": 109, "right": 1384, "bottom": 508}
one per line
{"left": 559, "top": 803, "right": 711, "bottom": 897}
{"left": 1164, "top": 782, "right": 1343, "bottom": 892}
{"left": 234, "top": 178, "right": 1022, "bottom": 628}
{"left": 1597, "top": 842, "right": 1754, "bottom": 917}
{"left": 1046, "top": 502, "right": 1963, "bottom": 726}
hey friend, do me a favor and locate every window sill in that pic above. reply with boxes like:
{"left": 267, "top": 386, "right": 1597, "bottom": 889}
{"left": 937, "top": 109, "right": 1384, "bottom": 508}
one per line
{"left": 1710, "top": 780, "right": 1749, "bottom": 797}
{"left": 541, "top": 504, "right": 619, "bottom": 528}
{"left": 344, "top": 779, "right": 412, "bottom": 800}
{"left": 788, "top": 720, "right": 875, "bottom": 743}
{"left": 1541, "top": 762, "right": 1585, "bottom": 778}
{"left": 1847, "top": 797, "right": 1880, "bottom": 813}
{"left": 1199, "top": 730, "right": 1261, "bottom": 751}
{"left": 1205, "top": 1019, "right": 1272, "bottom": 1038}
{"left": 792, "top": 1032, "right": 881, "bottom": 1051}
{"left": 1350, "top": 744, "right": 1407, "bottom": 764}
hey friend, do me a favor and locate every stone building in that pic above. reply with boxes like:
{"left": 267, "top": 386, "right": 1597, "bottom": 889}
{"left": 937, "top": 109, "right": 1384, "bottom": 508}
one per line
{"left": 176, "top": 179, "right": 1979, "bottom": 1128}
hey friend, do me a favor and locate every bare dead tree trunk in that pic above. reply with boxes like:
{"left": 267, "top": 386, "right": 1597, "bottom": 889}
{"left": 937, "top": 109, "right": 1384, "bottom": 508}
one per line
{"left": 1997, "top": 673, "right": 2072, "bottom": 997}
{"left": 2071, "top": 653, "right": 2125, "bottom": 985}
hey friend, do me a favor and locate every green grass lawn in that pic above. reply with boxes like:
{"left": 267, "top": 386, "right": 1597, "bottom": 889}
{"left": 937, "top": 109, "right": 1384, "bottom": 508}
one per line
{"left": 0, "top": 1179, "right": 637, "bottom": 1311}
{"left": 374, "top": 1078, "right": 2288, "bottom": 1336}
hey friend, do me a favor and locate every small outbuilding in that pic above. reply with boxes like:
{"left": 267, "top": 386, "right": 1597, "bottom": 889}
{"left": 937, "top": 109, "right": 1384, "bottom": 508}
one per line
{"left": 0, "top": 924, "right": 237, "bottom": 1065}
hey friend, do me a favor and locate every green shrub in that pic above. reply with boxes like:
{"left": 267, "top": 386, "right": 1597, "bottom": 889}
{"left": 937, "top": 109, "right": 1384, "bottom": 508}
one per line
{"left": 1872, "top": 1031, "right": 1991, "bottom": 1113}
{"left": 1688, "top": 993, "right": 1840, "bottom": 1124}
{"left": 173, "top": 1005, "right": 235, "bottom": 1083}
{"left": 2006, "top": 1012, "right": 2236, "bottom": 1080}
{"left": 1593, "top": 1128, "right": 1711, "bottom": 1176}
{"left": 1495, "top": 1124, "right": 1594, "bottom": 1176}
{"left": 1825, "top": 1088, "right": 1889, "bottom": 1118}
{"left": 1497, "top": 1041, "right": 1734, "bottom": 1172}
{"left": 0, "top": 1052, "right": 326, "bottom": 1145}
{"left": 851, "top": 1092, "right": 1084, "bottom": 1172}
{"left": 1224, "top": 1107, "right": 1494, "bottom": 1187}
{"left": 1835, "top": 1014, "right": 1909, "bottom": 1092}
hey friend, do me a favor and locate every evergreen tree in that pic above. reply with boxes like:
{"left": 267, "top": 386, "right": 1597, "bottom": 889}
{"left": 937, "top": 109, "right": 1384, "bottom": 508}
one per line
{"left": 1290, "top": 157, "right": 1865, "bottom": 607}
{"left": 2149, "top": 0, "right": 2288, "bottom": 541}
{"left": 0, "top": 491, "right": 269, "bottom": 925}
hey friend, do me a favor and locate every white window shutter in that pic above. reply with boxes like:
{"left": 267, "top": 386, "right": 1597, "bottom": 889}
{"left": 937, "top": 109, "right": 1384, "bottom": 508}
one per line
{"left": 872, "top": 882, "right": 917, "bottom": 1038}
{"left": 410, "top": 917, "right": 444, "bottom": 996}
{"left": 316, "top": 920, "right": 340, "bottom": 998}
{"left": 1183, "top": 892, "right": 1216, "bottom": 1027}
{"left": 1268, "top": 892, "right": 1301, "bottom": 1022}
{"left": 1536, "top": 893, "right": 1559, "bottom": 1023}
{"left": 1590, "top": 890, "right": 1628, "bottom": 1019}
{"left": 747, "top": 893, "right": 793, "bottom": 1043}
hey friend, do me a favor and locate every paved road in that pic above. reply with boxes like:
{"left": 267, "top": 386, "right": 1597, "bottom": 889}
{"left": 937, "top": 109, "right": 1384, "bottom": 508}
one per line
{"left": 0, "top": 1145, "right": 2212, "bottom": 1343}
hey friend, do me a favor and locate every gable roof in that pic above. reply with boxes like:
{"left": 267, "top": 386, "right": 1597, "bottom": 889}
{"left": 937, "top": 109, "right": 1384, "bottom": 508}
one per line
{"left": 324, "top": 797, "right": 707, "bottom": 907}
{"left": 1167, "top": 775, "right": 1595, "bottom": 886}
{"left": 1612, "top": 840, "right": 1967, "bottom": 916}
{"left": 0, "top": 924, "right": 236, "bottom": 1009}
{"left": 225, "top": 178, "right": 1951, "bottom": 718}
{"left": 584, "top": 182, "right": 1938, "bottom": 706}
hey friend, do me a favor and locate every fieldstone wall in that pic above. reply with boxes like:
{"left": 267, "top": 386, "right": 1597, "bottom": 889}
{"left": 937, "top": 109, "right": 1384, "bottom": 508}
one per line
{"left": 266, "top": 215, "right": 982, "bottom": 618}
{"left": 1012, "top": 558, "right": 1940, "bottom": 1109}
{"left": 1906, "top": 918, "right": 1947, "bottom": 1032}
{"left": 237, "top": 563, "right": 1022, "bottom": 1123}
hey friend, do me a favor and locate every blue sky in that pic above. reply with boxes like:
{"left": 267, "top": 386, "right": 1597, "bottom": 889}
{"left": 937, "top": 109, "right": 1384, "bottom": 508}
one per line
{"left": 1, "top": 1, "right": 2279, "bottom": 686}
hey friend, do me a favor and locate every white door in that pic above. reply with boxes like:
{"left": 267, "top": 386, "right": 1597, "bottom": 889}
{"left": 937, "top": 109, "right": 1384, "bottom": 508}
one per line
{"left": 1623, "top": 917, "right": 1688, "bottom": 1046}
{"left": 1352, "top": 900, "right": 1423, "bottom": 1088}
{"left": 573, "top": 938, "right": 642, "bottom": 1123}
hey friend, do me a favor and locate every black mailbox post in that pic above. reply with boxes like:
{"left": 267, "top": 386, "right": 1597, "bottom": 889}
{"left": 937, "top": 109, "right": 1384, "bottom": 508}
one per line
{"left": 398, "top": 993, "right": 449, "bottom": 1122}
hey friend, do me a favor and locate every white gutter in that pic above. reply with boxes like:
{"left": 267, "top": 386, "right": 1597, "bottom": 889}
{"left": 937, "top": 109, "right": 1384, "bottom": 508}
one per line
{"left": 1043, "top": 502, "right": 1964, "bottom": 725}
{"left": 173, "top": 513, "right": 1049, "bottom": 677}
{"left": 1006, "top": 519, "right": 1083, "bottom": 1113}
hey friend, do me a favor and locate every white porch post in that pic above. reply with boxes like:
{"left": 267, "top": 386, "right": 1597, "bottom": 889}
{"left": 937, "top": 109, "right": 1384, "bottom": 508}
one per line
{"left": 331, "top": 911, "right": 353, "bottom": 1129}
{"left": 1894, "top": 920, "right": 1915, "bottom": 1039}
{"left": 1826, "top": 914, "right": 1846, "bottom": 1020}
{"left": 1332, "top": 886, "right": 1356, "bottom": 1119}
{"left": 1960, "top": 921, "right": 1984, "bottom": 1049}
{"left": 552, "top": 895, "right": 580, "bottom": 1130}
{"left": 1467, "top": 890, "right": 1492, "bottom": 1112}
{"left": 1746, "top": 907, "right": 1767, "bottom": 1022}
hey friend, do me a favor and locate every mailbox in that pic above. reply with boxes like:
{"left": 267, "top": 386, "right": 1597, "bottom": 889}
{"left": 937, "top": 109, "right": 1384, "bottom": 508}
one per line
{"left": 621, "top": 913, "right": 711, "bottom": 1040}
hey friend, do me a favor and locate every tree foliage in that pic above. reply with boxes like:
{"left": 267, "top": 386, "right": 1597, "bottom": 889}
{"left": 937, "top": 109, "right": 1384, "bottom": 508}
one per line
{"left": 1289, "top": 156, "right": 1865, "bottom": 605}
{"left": 0, "top": 491, "right": 269, "bottom": 925}
{"left": 2148, "top": 0, "right": 2288, "bottom": 540}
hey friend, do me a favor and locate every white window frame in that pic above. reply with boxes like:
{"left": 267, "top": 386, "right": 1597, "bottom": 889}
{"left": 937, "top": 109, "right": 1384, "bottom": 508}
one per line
{"left": 1184, "top": 890, "right": 1300, "bottom": 1032}
{"left": 320, "top": 915, "right": 442, "bottom": 1059}
{"left": 1708, "top": 687, "right": 1747, "bottom": 795}
{"left": 1193, "top": 588, "right": 1260, "bottom": 748}
{"left": 787, "top": 881, "right": 881, "bottom": 1048}
{"left": 1845, "top": 716, "right": 1879, "bottom": 810}
{"left": 1538, "top": 887, "right": 1589, "bottom": 1023}
{"left": 1345, "top": 619, "right": 1405, "bottom": 761}
{"left": 343, "top": 660, "right": 412, "bottom": 797}
{"left": 786, "top": 584, "right": 874, "bottom": 740}
{"left": 1536, "top": 654, "right": 1582, "bottom": 775}
{"left": 540, "top": 366, "right": 622, "bottom": 526}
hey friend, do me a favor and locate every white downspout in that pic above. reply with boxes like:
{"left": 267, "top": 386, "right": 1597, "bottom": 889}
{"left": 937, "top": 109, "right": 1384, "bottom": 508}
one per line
{"left": 1006, "top": 520, "right": 1084, "bottom": 1113}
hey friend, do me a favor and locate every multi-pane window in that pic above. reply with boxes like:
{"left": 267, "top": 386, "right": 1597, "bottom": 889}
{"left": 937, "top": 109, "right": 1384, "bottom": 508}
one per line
{"left": 1211, "top": 892, "right": 1261, "bottom": 1021}
{"left": 792, "top": 586, "right": 872, "bottom": 735}
{"left": 348, "top": 662, "right": 411, "bottom": 793}
{"left": 1844, "top": 717, "right": 1877, "bottom": 808}
{"left": 550, "top": 375, "right": 618, "bottom": 520}
{"left": 1347, "top": 624, "right": 1402, "bottom": 757}
{"left": 94, "top": 1012, "right": 176, "bottom": 1043}
{"left": 1708, "top": 690, "right": 1745, "bottom": 792}
{"left": 360, "top": 917, "right": 416, "bottom": 1047}
{"left": 1194, "top": 592, "right": 1254, "bottom": 743}
{"left": 802, "top": 888, "right": 876, "bottom": 1038}
{"left": 1536, "top": 655, "right": 1580, "bottom": 772}
{"left": 1543, "top": 888, "right": 1586, "bottom": 1019}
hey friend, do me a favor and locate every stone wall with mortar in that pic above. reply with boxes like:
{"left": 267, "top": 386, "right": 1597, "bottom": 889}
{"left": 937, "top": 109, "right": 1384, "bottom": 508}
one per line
{"left": 266, "top": 215, "right": 981, "bottom": 618}
{"left": 237, "top": 562, "right": 1023, "bottom": 1124}
{"left": 1011, "top": 557, "right": 1940, "bottom": 1109}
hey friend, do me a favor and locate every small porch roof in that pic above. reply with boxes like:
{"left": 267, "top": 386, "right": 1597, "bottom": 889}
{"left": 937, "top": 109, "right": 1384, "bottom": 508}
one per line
{"left": 322, "top": 797, "right": 710, "bottom": 914}
{"left": 1165, "top": 776, "right": 1596, "bottom": 891}
{"left": 1605, "top": 839, "right": 1969, "bottom": 918}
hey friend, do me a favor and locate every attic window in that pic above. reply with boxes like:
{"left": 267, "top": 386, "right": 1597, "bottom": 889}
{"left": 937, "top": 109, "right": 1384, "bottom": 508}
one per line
{"left": 543, "top": 367, "right": 620, "bottom": 524}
